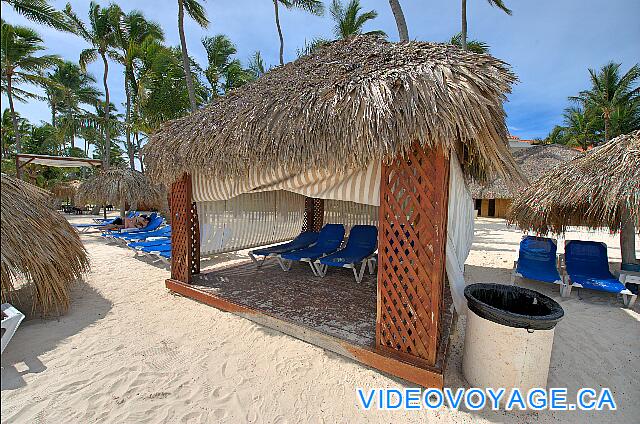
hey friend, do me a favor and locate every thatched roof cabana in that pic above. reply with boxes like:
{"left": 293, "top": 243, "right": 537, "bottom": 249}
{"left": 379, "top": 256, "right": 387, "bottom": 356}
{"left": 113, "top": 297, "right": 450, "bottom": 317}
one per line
{"left": 1, "top": 174, "right": 89, "bottom": 315}
{"left": 469, "top": 144, "right": 583, "bottom": 199}
{"left": 509, "top": 131, "right": 639, "bottom": 263}
{"left": 144, "top": 36, "right": 523, "bottom": 187}
{"left": 76, "top": 167, "right": 166, "bottom": 215}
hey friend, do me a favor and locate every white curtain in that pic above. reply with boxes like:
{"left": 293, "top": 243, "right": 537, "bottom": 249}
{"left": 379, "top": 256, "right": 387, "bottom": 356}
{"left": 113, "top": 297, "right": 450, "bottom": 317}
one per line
{"left": 198, "top": 191, "right": 305, "bottom": 255}
{"left": 445, "top": 156, "right": 475, "bottom": 314}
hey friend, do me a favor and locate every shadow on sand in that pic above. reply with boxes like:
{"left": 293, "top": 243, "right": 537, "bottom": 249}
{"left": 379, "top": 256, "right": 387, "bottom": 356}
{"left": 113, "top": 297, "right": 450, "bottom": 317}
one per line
{"left": 1, "top": 280, "right": 112, "bottom": 391}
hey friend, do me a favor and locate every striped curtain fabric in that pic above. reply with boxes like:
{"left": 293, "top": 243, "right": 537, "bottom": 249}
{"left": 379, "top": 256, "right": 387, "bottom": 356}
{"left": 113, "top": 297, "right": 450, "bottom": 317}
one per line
{"left": 192, "top": 161, "right": 381, "bottom": 206}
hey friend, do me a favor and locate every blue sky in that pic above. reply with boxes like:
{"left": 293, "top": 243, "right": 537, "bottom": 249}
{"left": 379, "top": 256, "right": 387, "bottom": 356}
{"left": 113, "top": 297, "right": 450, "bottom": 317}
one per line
{"left": 2, "top": 0, "right": 639, "bottom": 147}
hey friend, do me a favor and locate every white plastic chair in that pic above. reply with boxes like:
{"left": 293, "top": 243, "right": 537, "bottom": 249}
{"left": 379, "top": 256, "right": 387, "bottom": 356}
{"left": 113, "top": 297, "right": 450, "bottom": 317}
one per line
{"left": 1, "top": 303, "right": 25, "bottom": 353}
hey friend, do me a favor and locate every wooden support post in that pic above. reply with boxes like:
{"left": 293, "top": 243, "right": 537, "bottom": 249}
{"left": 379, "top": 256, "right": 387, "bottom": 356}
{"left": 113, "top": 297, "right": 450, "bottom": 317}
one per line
{"left": 376, "top": 144, "right": 450, "bottom": 367}
{"left": 170, "top": 173, "right": 198, "bottom": 283}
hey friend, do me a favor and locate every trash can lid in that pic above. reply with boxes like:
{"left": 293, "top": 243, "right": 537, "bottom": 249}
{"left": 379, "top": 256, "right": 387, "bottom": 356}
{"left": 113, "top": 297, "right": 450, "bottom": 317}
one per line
{"left": 464, "top": 283, "right": 564, "bottom": 330}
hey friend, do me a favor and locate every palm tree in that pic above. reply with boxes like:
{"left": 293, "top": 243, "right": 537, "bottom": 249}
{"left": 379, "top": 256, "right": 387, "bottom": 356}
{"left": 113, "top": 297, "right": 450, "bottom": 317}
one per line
{"left": 561, "top": 106, "right": 598, "bottom": 150}
{"left": 134, "top": 41, "right": 204, "bottom": 136}
{"left": 330, "top": 0, "right": 386, "bottom": 40}
{"left": 544, "top": 125, "right": 567, "bottom": 145}
{"left": 573, "top": 62, "right": 639, "bottom": 142}
{"left": 114, "top": 10, "right": 164, "bottom": 169}
{"left": 2, "top": 0, "right": 71, "bottom": 31}
{"left": 177, "top": 0, "right": 208, "bottom": 112}
{"left": 1, "top": 108, "right": 25, "bottom": 158}
{"left": 45, "top": 61, "right": 101, "bottom": 144}
{"left": 202, "top": 35, "right": 255, "bottom": 98}
{"left": 46, "top": 62, "right": 101, "bottom": 153}
{"left": 202, "top": 34, "right": 237, "bottom": 96}
{"left": 460, "top": 0, "right": 511, "bottom": 50}
{"left": 248, "top": 51, "right": 267, "bottom": 79}
{"left": 449, "top": 32, "right": 489, "bottom": 54}
{"left": 387, "top": 0, "right": 408, "bottom": 41}
{"left": 82, "top": 101, "right": 125, "bottom": 166}
{"left": 64, "top": 2, "right": 122, "bottom": 169}
{"left": 272, "top": 0, "right": 324, "bottom": 66}
{"left": 1, "top": 21, "right": 59, "bottom": 176}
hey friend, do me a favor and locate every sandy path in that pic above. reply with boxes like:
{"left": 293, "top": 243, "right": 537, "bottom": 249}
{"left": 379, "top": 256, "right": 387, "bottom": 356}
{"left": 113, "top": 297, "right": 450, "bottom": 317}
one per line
{"left": 1, "top": 216, "right": 638, "bottom": 423}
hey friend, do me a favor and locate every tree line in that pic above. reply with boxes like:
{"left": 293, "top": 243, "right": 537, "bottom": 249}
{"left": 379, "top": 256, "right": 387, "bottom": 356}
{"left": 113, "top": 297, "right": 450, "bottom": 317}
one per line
{"left": 0, "top": 0, "right": 546, "bottom": 185}
{"left": 542, "top": 63, "right": 639, "bottom": 149}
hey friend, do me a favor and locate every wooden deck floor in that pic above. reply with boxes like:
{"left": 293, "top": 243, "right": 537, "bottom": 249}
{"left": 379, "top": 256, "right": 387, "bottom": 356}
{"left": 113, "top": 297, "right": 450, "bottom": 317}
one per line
{"left": 191, "top": 260, "right": 377, "bottom": 347}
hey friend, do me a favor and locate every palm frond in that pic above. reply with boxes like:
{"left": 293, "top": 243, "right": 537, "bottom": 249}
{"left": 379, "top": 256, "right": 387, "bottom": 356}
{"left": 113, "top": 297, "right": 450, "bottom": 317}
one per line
{"left": 183, "top": 0, "right": 209, "bottom": 28}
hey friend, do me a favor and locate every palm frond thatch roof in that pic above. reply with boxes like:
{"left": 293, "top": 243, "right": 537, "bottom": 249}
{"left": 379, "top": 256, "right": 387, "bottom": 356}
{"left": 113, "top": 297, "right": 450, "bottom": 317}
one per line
{"left": 1, "top": 174, "right": 89, "bottom": 315}
{"left": 469, "top": 144, "right": 583, "bottom": 199}
{"left": 76, "top": 167, "right": 165, "bottom": 210}
{"left": 50, "top": 180, "right": 82, "bottom": 198}
{"left": 508, "top": 130, "right": 640, "bottom": 234}
{"left": 144, "top": 36, "right": 523, "bottom": 186}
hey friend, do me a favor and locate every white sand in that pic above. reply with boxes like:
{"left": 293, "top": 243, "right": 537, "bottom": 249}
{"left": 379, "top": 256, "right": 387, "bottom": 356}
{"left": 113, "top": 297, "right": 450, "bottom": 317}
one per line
{"left": 2, "top": 216, "right": 638, "bottom": 423}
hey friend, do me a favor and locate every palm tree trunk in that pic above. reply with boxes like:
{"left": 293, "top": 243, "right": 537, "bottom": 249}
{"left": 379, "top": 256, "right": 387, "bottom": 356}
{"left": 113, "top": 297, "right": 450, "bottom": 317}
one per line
{"left": 136, "top": 132, "right": 144, "bottom": 173}
{"left": 125, "top": 73, "right": 135, "bottom": 170}
{"left": 101, "top": 52, "right": 111, "bottom": 169}
{"left": 388, "top": 0, "right": 409, "bottom": 41}
{"left": 273, "top": 0, "right": 285, "bottom": 66}
{"left": 6, "top": 75, "right": 23, "bottom": 179}
{"left": 461, "top": 0, "right": 468, "bottom": 50}
{"left": 620, "top": 209, "right": 637, "bottom": 265}
{"left": 178, "top": 0, "right": 198, "bottom": 112}
{"left": 604, "top": 115, "right": 610, "bottom": 143}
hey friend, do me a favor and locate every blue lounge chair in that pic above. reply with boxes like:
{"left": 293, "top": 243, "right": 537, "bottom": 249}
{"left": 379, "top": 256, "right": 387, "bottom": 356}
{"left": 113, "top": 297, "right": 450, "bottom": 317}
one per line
{"left": 140, "top": 243, "right": 171, "bottom": 253}
{"left": 315, "top": 225, "right": 378, "bottom": 283}
{"left": 135, "top": 242, "right": 171, "bottom": 264}
{"left": 128, "top": 238, "right": 170, "bottom": 250}
{"left": 101, "top": 214, "right": 163, "bottom": 238}
{"left": 511, "top": 236, "right": 567, "bottom": 295}
{"left": 248, "top": 231, "right": 319, "bottom": 267}
{"left": 116, "top": 226, "right": 171, "bottom": 243}
{"left": 279, "top": 224, "right": 345, "bottom": 275}
{"left": 562, "top": 240, "right": 637, "bottom": 307}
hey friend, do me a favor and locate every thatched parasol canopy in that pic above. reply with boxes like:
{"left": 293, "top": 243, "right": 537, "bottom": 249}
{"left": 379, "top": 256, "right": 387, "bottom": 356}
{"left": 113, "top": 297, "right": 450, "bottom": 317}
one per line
{"left": 469, "top": 144, "right": 583, "bottom": 199}
{"left": 50, "top": 180, "right": 82, "bottom": 199}
{"left": 76, "top": 167, "right": 166, "bottom": 213}
{"left": 144, "top": 36, "right": 523, "bottom": 187}
{"left": 1, "top": 174, "right": 89, "bottom": 315}
{"left": 508, "top": 131, "right": 639, "bottom": 263}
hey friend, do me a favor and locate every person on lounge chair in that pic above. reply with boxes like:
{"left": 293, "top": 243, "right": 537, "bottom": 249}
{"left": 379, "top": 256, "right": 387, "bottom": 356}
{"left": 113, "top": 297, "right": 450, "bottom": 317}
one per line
{"left": 103, "top": 215, "right": 150, "bottom": 231}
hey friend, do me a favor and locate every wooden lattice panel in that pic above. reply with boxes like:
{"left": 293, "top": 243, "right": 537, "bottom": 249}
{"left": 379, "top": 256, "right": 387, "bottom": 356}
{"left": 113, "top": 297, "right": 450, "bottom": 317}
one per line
{"left": 171, "top": 174, "right": 194, "bottom": 283}
{"left": 376, "top": 145, "right": 450, "bottom": 366}
{"left": 302, "top": 197, "right": 325, "bottom": 232}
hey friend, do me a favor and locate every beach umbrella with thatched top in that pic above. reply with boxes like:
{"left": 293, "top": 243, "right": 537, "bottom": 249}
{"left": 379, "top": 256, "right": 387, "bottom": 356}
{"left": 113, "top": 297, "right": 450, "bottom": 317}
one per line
{"left": 50, "top": 180, "right": 82, "bottom": 204}
{"left": 76, "top": 167, "right": 166, "bottom": 218}
{"left": 1, "top": 174, "right": 89, "bottom": 315}
{"left": 509, "top": 130, "right": 640, "bottom": 264}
